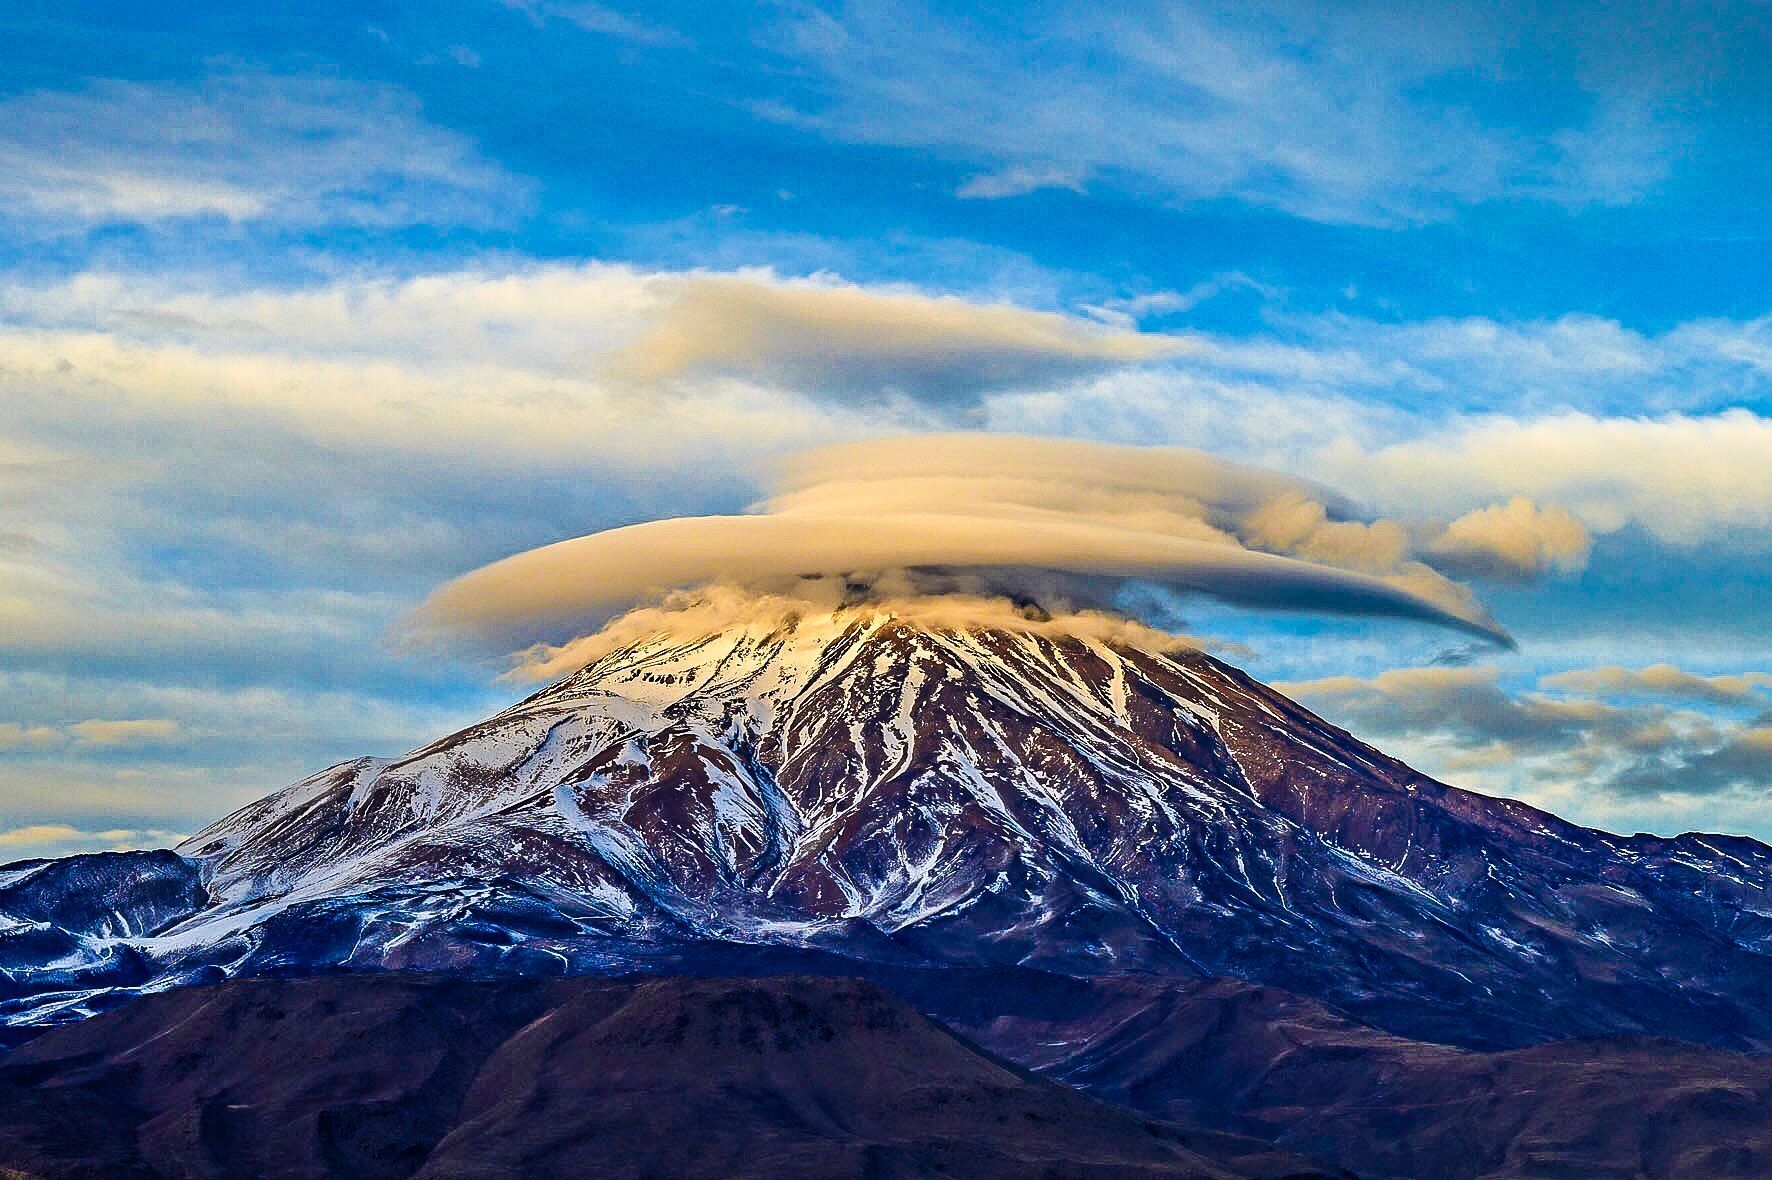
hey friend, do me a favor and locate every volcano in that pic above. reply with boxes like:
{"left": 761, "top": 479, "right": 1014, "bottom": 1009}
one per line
{"left": 6, "top": 611, "right": 1772, "bottom": 1177}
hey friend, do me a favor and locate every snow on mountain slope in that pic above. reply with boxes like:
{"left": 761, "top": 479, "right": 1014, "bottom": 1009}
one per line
{"left": 6, "top": 609, "right": 1772, "bottom": 1051}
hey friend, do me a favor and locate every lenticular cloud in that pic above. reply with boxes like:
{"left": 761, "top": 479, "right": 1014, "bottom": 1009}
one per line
{"left": 413, "top": 434, "right": 1515, "bottom": 651}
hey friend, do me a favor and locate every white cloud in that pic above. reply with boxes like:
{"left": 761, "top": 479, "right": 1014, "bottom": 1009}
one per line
{"left": 759, "top": 2, "right": 1679, "bottom": 225}
{"left": 955, "top": 165, "right": 1089, "bottom": 200}
{"left": 1334, "top": 410, "right": 1772, "bottom": 543}
{"left": 503, "top": 1, "right": 692, "bottom": 48}
{"left": 0, "top": 74, "right": 527, "bottom": 228}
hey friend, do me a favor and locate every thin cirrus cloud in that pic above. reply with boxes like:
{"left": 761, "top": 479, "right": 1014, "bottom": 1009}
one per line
{"left": 412, "top": 433, "right": 1529, "bottom": 665}
{"left": 756, "top": 1, "right": 1678, "bottom": 225}
{"left": 501, "top": 0, "right": 694, "bottom": 48}
{"left": 0, "top": 74, "right": 528, "bottom": 228}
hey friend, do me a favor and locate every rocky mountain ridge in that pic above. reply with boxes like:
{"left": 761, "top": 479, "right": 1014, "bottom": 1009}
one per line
{"left": 6, "top": 610, "right": 1772, "bottom": 1056}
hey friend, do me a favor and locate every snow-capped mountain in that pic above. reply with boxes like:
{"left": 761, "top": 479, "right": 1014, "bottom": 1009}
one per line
{"left": 7, "top": 610, "right": 1772, "bottom": 1051}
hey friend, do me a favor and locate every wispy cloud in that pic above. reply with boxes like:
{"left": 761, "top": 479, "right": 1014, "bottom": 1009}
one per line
{"left": 955, "top": 165, "right": 1088, "bottom": 200}
{"left": 503, "top": 0, "right": 693, "bottom": 48}
{"left": 0, "top": 74, "right": 528, "bottom": 228}
{"left": 1541, "top": 665, "right": 1772, "bottom": 705}
{"left": 756, "top": 2, "right": 1680, "bottom": 225}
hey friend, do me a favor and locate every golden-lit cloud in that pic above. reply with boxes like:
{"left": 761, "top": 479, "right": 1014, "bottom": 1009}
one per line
{"left": 1542, "top": 664, "right": 1772, "bottom": 705}
{"left": 506, "top": 585, "right": 1210, "bottom": 683}
{"left": 0, "top": 722, "right": 61, "bottom": 750}
{"left": 610, "top": 274, "right": 1186, "bottom": 400}
{"left": 1243, "top": 493, "right": 1409, "bottom": 572}
{"left": 0, "top": 717, "right": 181, "bottom": 749}
{"left": 1426, "top": 496, "right": 1592, "bottom": 581}
{"left": 65, "top": 718, "right": 181, "bottom": 745}
{"left": 0, "top": 823, "right": 182, "bottom": 850}
{"left": 414, "top": 433, "right": 1514, "bottom": 655}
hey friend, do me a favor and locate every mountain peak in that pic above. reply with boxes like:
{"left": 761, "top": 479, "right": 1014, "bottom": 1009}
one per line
{"left": 6, "top": 606, "right": 1772, "bottom": 1057}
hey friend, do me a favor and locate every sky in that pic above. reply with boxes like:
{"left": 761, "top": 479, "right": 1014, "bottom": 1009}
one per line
{"left": 0, "top": 0, "right": 1769, "bottom": 858}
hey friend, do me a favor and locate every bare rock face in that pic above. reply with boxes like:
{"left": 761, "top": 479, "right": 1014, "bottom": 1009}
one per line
{"left": 6, "top": 612, "right": 1772, "bottom": 1055}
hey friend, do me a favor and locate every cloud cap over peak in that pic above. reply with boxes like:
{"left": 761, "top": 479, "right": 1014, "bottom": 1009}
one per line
{"left": 412, "top": 433, "right": 1515, "bottom": 660}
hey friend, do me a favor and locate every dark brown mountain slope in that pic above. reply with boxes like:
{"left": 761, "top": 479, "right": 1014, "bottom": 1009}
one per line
{"left": 935, "top": 973, "right": 1772, "bottom": 1180}
{"left": 0, "top": 973, "right": 1336, "bottom": 1180}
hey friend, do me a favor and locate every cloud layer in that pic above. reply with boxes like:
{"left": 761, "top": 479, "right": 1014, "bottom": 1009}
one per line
{"left": 1280, "top": 661, "right": 1772, "bottom": 834}
{"left": 415, "top": 433, "right": 1521, "bottom": 656}
{"left": 0, "top": 258, "right": 1764, "bottom": 852}
{"left": 610, "top": 274, "right": 1183, "bottom": 402}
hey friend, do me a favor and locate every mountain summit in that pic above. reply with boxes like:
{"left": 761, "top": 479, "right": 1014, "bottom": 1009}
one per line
{"left": 6, "top": 610, "right": 1772, "bottom": 1054}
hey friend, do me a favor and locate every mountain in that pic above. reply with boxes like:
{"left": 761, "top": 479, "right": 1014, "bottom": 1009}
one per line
{"left": 10, "top": 609, "right": 1772, "bottom": 1177}
{"left": 8, "top": 611, "right": 1772, "bottom": 1052}
{"left": 10, "top": 970, "right": 1772, "bottom": 1180}
{"left": 0, "top": 972, "right": 1340, "bottom": 1180}
{"left": 923, "top": 972, "right": 1772, "bottom": 1179}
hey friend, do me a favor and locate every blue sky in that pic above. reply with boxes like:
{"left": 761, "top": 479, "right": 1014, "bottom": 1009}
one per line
{"left": 0, "top": 0, "right": 1768, "bottom": 856}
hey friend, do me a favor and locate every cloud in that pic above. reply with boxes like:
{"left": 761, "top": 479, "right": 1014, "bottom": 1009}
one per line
{"left": 0, "top": 74, "right": 527, "bottom": 228}
{"left": 0, "top": 824, "right": 166, "bottom": 848}
{"left": 0, "top": 723, "right": 62, "bottom": 750}
{"left": 1336, "top": 410, "right": 1772, "bottom": 543}
{"left": 608, "top": 273, "right": 1186, "bottom": 402}
{"left": 0, "top": 718, "right": 181, "bottom": 749}
{"left": 508, "top": 585, "right": 1208, "bottom": 683}
{"left": 1278, "top": 665, "right": 1619, "bottom": 750}
{"left": 1278, "top": 660, "right": 1772, "bottom": 830}
{"left": 1426, "top": 496, "right": 1592, "bottom": 581}
{"left": 0, "top": 823, "right": 184, "bottom": 859}
{"left": 1243, "top": 494, "right": 1410, "bottom": 572}
{"left": 1081, "top": 275, "right": 1278, "bottom": 328}
{"left": 65, "top": 719, "right": 181, "bottom": 746}
{"left": 414, "top": 433, "right": 1513, "bottom": 655}
{"left": 759, "top": 2, "right": 1679, "bottom": 225}
{"left": 1542, "top": 664, "right": 1772, "bottom": 705}
{"left": 0, "top": 264, "right": 1185, "bottom": 461}
{"left": 955, "top": 165, "right": 1089, "bottom": 200}
{"left": 504, "top": 1, "right": 693, "bottom": 48}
